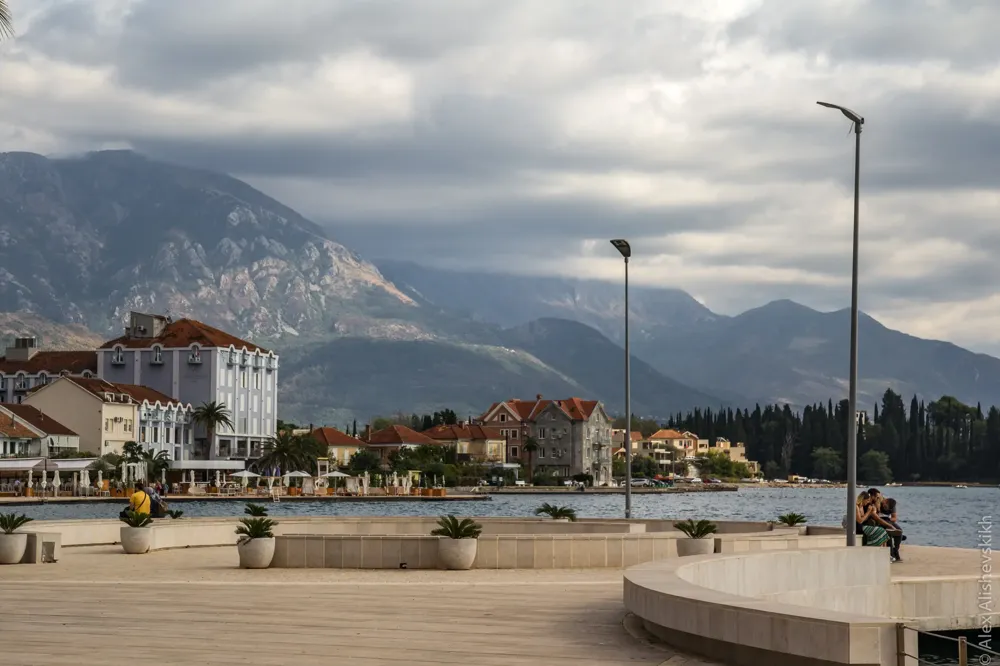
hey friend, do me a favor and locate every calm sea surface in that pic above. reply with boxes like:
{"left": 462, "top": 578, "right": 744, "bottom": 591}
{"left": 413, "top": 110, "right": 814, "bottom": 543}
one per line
{"left": 11, "top": 485, "right": 996, "bottom": 549}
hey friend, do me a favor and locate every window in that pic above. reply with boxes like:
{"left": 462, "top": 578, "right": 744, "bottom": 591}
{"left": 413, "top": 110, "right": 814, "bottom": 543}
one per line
{"left": 510, "top": 430, "right": 518, "bottom": 440}
{"left": 166, "top": 427, "right": 172, "bottom": 444}
{"left": 37, "top": 373, "right": 48, "bottom": 385}
{"left": 152, "top": 346, "right": 163, "bottom": 364}
{"left": 499, "top": 414, "right": 507, "bottom": 423}
{"left": 253, "top": 371, "right": 260, "bottom": 389}
{"left": 510, "top": 446, "right": 518, "bottom": 458}
{"left": 539, "top": 448, "right": 546, "bottom": 458}
{"left": 241, "top": 371, "right": 247, "bottom": 388}
{"left": 105, "top": 418, "right": 110, "bottom": 432}
{"left": 538, "top": 427, "right": 547, "bottom": 438}
{"left": 111, "top": 345, "right": 125, "bottom": 364}
{"left": 140, "top": 426, "right": 147, "bottom": 442}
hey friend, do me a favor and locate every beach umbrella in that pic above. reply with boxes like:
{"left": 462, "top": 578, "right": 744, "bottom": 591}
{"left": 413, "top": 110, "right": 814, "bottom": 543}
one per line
{"left": 53, "top": 469, "right": 61, "bottom": 491}
{"left": 322, "top": 471, "right": 351, "bottom": 478}
{"left": 96, "top": 470, "right": 102, "bottom": 488}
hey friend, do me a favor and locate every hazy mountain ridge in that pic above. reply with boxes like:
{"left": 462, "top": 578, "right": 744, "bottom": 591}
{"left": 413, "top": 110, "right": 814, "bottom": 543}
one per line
{"left": 379, "top": 263, "right": 1000, "bottom": 410}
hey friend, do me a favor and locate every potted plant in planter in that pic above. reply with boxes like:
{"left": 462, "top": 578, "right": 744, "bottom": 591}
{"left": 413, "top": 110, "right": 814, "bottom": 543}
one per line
{"left": 777, "top": 513, "right": 807, "bottom": 527}
{"left": 673, "top": 519, "right": 717, "bottom": 556}
{"left": 244, "top": 502, "right": 268, "bottom": 516}
{"left": 534, "top": 503, "right": 578, "bottom": 522}
{"left": 0, "top": 513, "right": 34, "bottom": 564}
{"left": 236, "top": 515, "right": 277, "bottom": 569}
{"left": 119, "top": 510, "right": 154, "bottom": 554}
{"left": 431, "top": 515, "right": 482, "bottom": 570}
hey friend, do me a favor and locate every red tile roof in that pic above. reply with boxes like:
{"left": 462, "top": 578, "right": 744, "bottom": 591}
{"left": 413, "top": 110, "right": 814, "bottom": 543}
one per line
{"left": 649, "top": 429, "right": 688, "bottom": 440}
{"left": 0, "top": 351, "right": 97, "bottom": 375}
{"left": 60, "top": 376, "right": 188, "bottom": 407}
{"left": 423, "top": 424, "right": 505, "bottom": 441}
{"left": 311, "top": 427, "right": 361, "bottom": 447}
{"left": 0, "top": 412, "right": 39, "bottom": 439}
{"left": 365, "top": 425, "right": 440, "bottom": 447}
{"left": 100, "top": 318, "right": 269, "bottom": 353}
{"left": 0, "top": 404, "right": 77, "bottom": 436}
{"left": 481, "top": 397, "right": 601, "bottom": 423}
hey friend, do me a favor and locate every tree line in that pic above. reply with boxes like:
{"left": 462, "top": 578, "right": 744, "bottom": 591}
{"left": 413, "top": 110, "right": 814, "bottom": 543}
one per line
{"left": 617, "top": 390, "right": 1000, "bottom": 483}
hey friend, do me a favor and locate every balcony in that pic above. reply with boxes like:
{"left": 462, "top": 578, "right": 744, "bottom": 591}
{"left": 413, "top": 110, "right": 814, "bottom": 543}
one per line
{"left": 110, "top": 356, "right": 125, "bottom": 366}
{"left": 226, "top": 352, "right": 237, "bottom": 365}
{"left": 151, "top": 355, "right": 164, "bottom": 365}
{"left": 240, "top": 353, "right": 250, "bottom": 367}
{"left": 187, "top": 353, "right": 202, "bottom": 364}
{"left": 13, "top": 380, "right": 29, "bottom": 391}
{"left": 266, "top": 356, "right": 277, "bottom": 370}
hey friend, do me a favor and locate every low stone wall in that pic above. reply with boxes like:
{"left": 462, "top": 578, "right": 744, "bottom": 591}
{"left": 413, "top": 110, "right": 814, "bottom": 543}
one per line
{"left": 625, "top": 547, "right": 912, "bottom": 666}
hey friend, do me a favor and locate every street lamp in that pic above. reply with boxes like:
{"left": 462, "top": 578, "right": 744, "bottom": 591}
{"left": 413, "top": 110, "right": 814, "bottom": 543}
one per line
{"left": 817, "top": 100, "right": 864, "bottom": 547}
{"left": 610, "top": 239, "right": 632, "bottom": 519}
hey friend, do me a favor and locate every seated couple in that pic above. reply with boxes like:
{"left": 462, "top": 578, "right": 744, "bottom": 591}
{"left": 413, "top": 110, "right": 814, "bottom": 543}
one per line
{"left": 120, "top": 485, "right": 168, "bottom": 519}
{"left": 855, "top": 488, "right": 904, "bottom": 562}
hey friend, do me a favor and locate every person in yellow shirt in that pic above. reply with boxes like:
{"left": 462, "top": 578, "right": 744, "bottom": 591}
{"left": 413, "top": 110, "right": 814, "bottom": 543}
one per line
{"left": 128, "top": 486, "right": 151, "bottom": 514}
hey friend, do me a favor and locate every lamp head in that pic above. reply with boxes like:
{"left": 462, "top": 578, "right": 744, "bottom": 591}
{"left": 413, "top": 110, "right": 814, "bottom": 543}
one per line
{"left": 610, "top": 239, "right": 631, "bottom": 259}
{"left": 816, "top": 101, "right": 864, "bottom": 126}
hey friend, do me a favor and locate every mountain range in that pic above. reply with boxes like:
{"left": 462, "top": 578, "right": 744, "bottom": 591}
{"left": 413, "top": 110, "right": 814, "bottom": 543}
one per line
{"left": 0, "top": 150, "right": 997, "bottom": 423}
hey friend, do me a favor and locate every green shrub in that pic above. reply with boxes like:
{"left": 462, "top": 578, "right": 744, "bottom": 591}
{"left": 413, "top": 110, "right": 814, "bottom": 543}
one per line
{"left": 236, "top": 517, "right": 276, "bottom": 544}
{"left": 673, "top": 519, "right": 717, "bottom": 539}
{"left": 119, "top": 511, "right": 153, "bottom": 528}
{"left": 430, "top": 515, "right": 482, "bottom": 539}
{"left": 244, "top": 502, "right": 268, "bottom": 517}
{"left": 0, "top": 513, "right": 33, "bottom": 534}
{"left": 534, "top": 503, "right": 578, "bottom": 521}
{"left": 777, "top": 512, "right": 807, "bottom": 526}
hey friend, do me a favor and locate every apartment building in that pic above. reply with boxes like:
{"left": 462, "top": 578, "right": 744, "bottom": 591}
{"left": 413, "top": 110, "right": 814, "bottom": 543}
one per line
{"left": 0, "top": 404, "right": 79, "bottom": 457}
{"left": 97, "top": 312, "right": 278, "bottom": 461}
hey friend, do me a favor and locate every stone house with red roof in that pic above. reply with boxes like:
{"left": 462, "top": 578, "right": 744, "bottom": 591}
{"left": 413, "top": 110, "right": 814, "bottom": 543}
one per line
{"left": 362, "top": 424, "right": 441, "bottom": 464}
{"left": 98, "top": 311, "right": 278, "bottom": 463}
{"left": 479, "top": 395, "right": 613, "bottom": 484}
{"left": 422, "top": 423, "right": 506, "bottom": 463}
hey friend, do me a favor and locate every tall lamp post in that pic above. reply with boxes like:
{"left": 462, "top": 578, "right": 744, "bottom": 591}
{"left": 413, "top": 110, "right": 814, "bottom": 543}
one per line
{"left": 610, "top": 239, "right": 632, "bottom": 519}
{"left": 817, "top": 100, "right": 864, "bottom": 546}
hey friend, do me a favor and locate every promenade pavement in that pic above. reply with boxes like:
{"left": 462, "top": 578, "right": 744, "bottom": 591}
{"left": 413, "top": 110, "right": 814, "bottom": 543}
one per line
{"left": 0, "top": 545, "right": 718, "bottom": 666}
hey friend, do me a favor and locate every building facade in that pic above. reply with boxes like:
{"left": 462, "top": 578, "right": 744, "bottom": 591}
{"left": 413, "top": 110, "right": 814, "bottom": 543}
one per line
{"left": 0, "top": 404, "right": 80, "bottom": 457}
{"left": 310, "top": 427, "right": 362, "bottom": 467}
{"left": 0, "top": 337, "right": 96, "bottom": 404}
{"left": 24, "top": 377, "right": 138, "bottom": 456}
{"left": 96, "top": 312, "right": 278, "bottom": 461}
{"left": 422, "top": 423, "right": 506, "bottom": 463}
{"left": 479, "top": 396, "right": 613, "bottom": 484}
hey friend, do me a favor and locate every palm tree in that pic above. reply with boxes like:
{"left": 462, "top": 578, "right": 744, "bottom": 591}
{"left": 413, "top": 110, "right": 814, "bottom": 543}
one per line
{"left": 121, "top": 441, "right": 144, "bottom": 463}
{"left": 0, "top": 1, "right": 13, "bottom": 40}
{"left": 142, "top": 449, "right": 171, "bottom": 482}
{"left": 192, "top": 401, "right": 234, "bottom": 457}
{"left": 523, "top": 437, "right": 538, "bottom": 482}
{"left": 254, "top": 431, "right": 325, "bottom": 476}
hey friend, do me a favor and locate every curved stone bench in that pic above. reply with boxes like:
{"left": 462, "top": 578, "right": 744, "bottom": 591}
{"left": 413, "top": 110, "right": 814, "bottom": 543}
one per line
{"left": 625, "top": 548, "right": 915, "bottom": 666}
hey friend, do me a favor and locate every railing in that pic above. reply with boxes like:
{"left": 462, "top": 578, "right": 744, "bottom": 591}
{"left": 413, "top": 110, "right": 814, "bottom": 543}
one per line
{"left": 187, "top": 353, "right": 202, "bottom": 364}
{"left": 151, "top": 354, "right": 164, "bottom": 365}
{"left": 111, "top": 354, "right": 125, "bottom": 365}
{"left": 898, "top": 624, "right": 999, "bottom": 665}
{"left": 13, "top": 381, "right": 29, "bottom": 390}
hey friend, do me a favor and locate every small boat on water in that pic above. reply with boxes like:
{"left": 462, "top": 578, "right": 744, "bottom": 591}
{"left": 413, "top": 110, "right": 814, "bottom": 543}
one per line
{"left": 954, "top": 484, "right": 968, "bottom": 489}
{"left": 886, "top": 483, "right": 902, "bottom": 487}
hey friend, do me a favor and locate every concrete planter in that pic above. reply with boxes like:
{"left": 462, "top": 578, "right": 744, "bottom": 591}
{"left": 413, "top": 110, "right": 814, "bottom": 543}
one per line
{"left": 238, "top": 538, "right": 275, "bottom": 569}
{"left": 676, "top": 538, "right": 715, "bottom": 557}
{"left": 0, "top": 533, "right": 27, "bottom": 564}
{"left": 120, "top": 526, "right": 152, "bottom": 554}
{"left": 438, "top": 538, "right": 477, "bottom": 570}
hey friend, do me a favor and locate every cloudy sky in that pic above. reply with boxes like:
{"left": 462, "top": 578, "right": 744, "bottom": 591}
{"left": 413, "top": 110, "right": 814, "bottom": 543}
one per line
{"left": 2, "top": 0, "right": 999, "bottom": 355}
